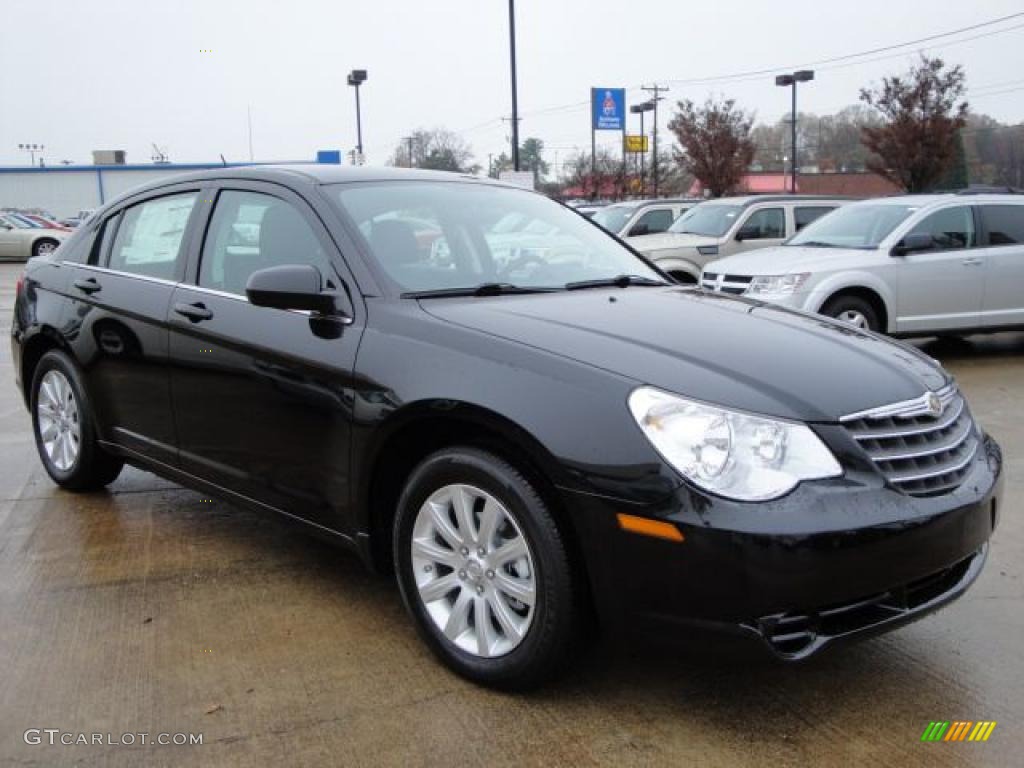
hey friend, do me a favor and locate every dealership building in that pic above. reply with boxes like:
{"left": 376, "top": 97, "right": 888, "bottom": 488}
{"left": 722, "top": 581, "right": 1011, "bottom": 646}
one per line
{"left": 0, "top": 150, "right": 343, "bottom": 218}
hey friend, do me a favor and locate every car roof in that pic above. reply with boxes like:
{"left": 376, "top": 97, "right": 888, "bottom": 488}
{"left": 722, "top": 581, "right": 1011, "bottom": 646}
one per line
{"left": 701, "top": 195, "right": 855, "bottom": 208}
{"left": 126, "top": 164, "right": 502, "bottom": 188}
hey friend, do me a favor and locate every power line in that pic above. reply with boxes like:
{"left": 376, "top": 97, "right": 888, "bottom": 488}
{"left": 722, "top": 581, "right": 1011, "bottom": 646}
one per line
{"left": 456, "top": 12, "right": 1024, "bottom": 133}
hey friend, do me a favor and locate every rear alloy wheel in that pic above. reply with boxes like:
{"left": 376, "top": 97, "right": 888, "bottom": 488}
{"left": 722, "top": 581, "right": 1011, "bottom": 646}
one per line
{"left": 31, "top": 350, "right": 124, "bottom": 490}
{"left": 822, "top": 295, "right": 880, "bottom": 332}
{"left": 33, "top": 239, "right": 59, "bottom": 257}
{"left": 394, "top": 447, "right": 576, "bottom": 689}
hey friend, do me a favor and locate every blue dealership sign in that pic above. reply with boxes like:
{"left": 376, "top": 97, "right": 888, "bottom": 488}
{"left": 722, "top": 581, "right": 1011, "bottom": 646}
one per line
{"left": 591, "top": 88, "right": 625, "bottom": 131}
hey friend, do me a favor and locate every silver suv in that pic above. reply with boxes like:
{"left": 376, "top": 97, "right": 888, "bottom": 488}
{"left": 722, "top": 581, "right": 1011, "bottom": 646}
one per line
{"left": 700, "top": 193, "right": 1024, "bottom": 335}
{"left": 630, "top": 195, "right": 848, "bottom": 283}
{"left": 591, "top": 198, "right": 697, "bottom": 239}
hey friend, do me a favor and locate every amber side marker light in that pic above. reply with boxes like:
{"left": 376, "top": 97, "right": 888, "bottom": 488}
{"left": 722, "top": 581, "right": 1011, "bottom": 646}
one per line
{"left": 617, "top": 513, "right": 684, "bottom": 542}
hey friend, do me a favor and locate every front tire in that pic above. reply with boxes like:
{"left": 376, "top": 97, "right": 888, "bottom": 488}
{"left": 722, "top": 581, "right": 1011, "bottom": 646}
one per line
{"left": 393, "top": 447, "right": 577, "bottom": 690}
{"left": 821, "top": 294, "right": 881, "bottom": 332}
{"left": 31, "top": 350, "right": 124, "bottom": 490}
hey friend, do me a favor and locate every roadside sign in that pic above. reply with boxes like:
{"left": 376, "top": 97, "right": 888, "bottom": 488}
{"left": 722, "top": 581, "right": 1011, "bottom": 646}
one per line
{"left": 624, "top": 135, "right": 649, "bottom": 153}
{"left": 498, "top": 170, "right": 535, "bottom": 190}
{"left": 592, "top": 88, "right": 625, "bottom": 131}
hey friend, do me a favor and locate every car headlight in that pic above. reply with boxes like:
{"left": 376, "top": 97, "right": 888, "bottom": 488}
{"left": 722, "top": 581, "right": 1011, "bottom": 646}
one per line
{"left": 744, "top": 273, "right": 810, "bottom": 296}
{"left": 628, "top": 387, "right": 842, "bottom": 501}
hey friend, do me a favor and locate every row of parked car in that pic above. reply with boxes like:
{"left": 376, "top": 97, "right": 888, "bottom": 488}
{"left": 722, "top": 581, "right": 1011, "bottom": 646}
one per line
{"left": 575, "top": 191, "right": 1024, "bottom": 337}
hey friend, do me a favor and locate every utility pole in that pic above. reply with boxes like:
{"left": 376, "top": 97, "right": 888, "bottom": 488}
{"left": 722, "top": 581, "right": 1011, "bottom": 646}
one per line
{"left": 404, "top": 136, "right": 415, "bottom": 167}
{"left": 507, "top": 0, "right": 520, "bottom": 171}
{"left": 641, "top": 84, "right": 668, "bottom": 196}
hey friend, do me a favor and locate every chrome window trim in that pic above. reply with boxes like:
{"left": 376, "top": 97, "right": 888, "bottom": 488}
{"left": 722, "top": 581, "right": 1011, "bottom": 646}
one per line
{"left": 63, "top": 261, "right": 178, "bottom": 288}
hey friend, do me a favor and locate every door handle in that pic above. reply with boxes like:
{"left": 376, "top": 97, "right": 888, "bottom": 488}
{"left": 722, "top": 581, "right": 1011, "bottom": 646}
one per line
{"left": 961, "top": 257, "right": 983, "bottom": 266}
{"left": 73, "top": 277, "right": 101, "bottom": 294}
{"left": 173, "top": 302, "right": 214, "bottom": 322}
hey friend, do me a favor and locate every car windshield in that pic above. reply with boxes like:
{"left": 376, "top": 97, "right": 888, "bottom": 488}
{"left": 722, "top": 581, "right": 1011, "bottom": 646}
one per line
{"left": 788, "top": 203, "right": 918, "bottom": 249}
{"left": 668, "top": 204, "right": 742, "bottom": 237}
{"left": 329, "top": 181, "right": 666, "bottom": 294}
{"left": 592, "top": 204, "right": 639, "bottom": 233}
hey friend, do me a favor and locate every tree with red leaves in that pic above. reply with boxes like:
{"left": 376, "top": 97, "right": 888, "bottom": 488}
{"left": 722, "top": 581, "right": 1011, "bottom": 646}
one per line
{"left": 859, "top": 56, "right": 968, "bottom": 193}
{"left": 668, "top": 98, "right": 755, "bottom": 198}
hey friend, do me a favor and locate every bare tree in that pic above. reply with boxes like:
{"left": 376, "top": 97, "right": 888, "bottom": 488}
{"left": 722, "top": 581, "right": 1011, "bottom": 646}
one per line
{"left": 388, "top": 128, "right": 479, "bottom": 173}
{"left": 668, "top": 98, "right": 755, "bottom": 197}
{"left": 859, "top": 56, "right": 968, "bottom": 192}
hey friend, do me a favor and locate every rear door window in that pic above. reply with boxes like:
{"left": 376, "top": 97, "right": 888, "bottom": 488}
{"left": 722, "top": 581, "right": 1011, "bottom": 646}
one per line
{"left": 794, "top": 206, "right": 836, "bottom": 232}
{"left": 981, "top": 205, "right": 1024, "bottom": 246}
{"left": 108, "top": 193, "right": 197, "bottom": 279}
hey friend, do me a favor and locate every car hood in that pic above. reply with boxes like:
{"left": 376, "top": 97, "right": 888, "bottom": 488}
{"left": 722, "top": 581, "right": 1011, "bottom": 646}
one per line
{"left": 420, "top": 287, "right": 948, "bottom": 423}
{"left": 630, "top": 232, "right": 717, "bottom": 252}
{"left": 705, "top": 245, "right": 871, "bottom": 274}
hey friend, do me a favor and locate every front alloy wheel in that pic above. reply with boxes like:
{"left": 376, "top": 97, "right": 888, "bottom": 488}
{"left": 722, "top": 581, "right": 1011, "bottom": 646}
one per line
{"left": 394, "top": 447, "right": 578, "bottom": 689}
{"left": 411, "top": 483, "right": 536, "bottom": 658}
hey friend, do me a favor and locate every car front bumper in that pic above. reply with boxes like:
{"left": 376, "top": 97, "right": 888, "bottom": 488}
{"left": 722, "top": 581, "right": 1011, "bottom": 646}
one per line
{"left": 564, "top": 433, "right": 1003, "bottom": 659}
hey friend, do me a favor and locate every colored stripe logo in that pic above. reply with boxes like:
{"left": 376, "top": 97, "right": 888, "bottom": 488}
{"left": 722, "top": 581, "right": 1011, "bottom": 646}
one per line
{"left": 921, "top": 721, "right": 997, "bottom": 742}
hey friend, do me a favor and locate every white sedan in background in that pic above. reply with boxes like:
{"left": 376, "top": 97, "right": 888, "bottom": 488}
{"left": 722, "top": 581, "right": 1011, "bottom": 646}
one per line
{"left": 0, "top": 214, "right": 69, "bottom": 260}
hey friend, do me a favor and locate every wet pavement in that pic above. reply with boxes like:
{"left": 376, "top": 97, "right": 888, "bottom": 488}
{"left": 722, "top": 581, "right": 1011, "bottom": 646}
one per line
{"left": 0, "top": 261, "right": 1020, "bottom": 767}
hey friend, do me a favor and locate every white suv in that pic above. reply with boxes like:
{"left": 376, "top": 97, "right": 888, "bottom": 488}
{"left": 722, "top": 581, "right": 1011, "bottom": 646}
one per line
{"left": 700, "top": 193, "right": 1024, "bottom": 336}
{"left": 631, "top": 195, "right": 848, "bottom": 283}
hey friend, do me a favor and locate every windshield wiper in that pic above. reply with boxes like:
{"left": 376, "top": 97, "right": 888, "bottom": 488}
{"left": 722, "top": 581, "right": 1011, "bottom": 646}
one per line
{"left": 402, "top": 283, "right": 559, "bottom": 299}
{"left": 564, "top": 274, "right": 667, "bottom": 291}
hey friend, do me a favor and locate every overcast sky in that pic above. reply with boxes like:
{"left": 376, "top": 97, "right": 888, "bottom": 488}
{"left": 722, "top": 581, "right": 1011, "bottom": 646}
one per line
{"left": 2, "top": 0, "right": 1023, "bottom": 173}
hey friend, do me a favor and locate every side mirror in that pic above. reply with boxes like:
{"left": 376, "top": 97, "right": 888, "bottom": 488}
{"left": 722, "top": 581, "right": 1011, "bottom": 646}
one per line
{"left": 891, "top": 232, "right": 934, "bottom": 256}
{"left": 735, "top": 225, "right": 759, "bottom": 242}
{"left": 628, "top": 222, "right": 649, "bottom": 237}
{"left": 246, "top": 264, "right": 347, "bottom": 318}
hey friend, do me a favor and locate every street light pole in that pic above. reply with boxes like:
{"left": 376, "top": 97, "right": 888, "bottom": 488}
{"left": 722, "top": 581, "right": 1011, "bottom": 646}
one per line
{"left": 774, "top": 70, "right": 814, "bottom": 194}
{"left": 508, "top": 0, "right": 520, "bottom": 171}
{"left": 347, "top": 69, "right": 368, "bottom": 164}
{"left": 18, "top": 143, "right": 44, "bottom": 167}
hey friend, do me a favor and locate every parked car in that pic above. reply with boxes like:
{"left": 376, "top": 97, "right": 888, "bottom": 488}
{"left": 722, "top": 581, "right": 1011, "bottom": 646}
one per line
{"left": 700, "top": 192, "right": 1024, "bottom": 335}
{"left": 591, "top": 198, "right": 697, "bottom": 239}
{"left": 59, "top": 208, "right": 97, "bottom": 228}
{"left": 573, "top": 204, "right": 606, "bottom": 219}
{"left": 12, "top": 166, "right": 1001, "bottom": 689}
{"left": 0, "top": 213, "right": 69, "bottom": 260}
{"left": 22, "top": 214, "right": 72, "bottom": 231}
{"left": 631, "top": 195, "right": 849, "bottom": 283}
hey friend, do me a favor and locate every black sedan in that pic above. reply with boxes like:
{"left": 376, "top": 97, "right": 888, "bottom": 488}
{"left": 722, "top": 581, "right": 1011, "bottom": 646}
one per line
{"left": 11, "top": 166, "right": 1002, "bottom": 689}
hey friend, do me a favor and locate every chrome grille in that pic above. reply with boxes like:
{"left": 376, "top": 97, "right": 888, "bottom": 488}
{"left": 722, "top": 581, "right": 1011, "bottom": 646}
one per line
{"left": 701, "top": 272, "right": 752, "bottom": 295}
{"left": 841, "top": 385, "right": 978, "bottom": 497}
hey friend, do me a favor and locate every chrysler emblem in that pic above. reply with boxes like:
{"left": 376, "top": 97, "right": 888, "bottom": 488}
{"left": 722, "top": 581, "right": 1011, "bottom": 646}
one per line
{"left": 926, "top": 391, "right": 943, "bottom": 417}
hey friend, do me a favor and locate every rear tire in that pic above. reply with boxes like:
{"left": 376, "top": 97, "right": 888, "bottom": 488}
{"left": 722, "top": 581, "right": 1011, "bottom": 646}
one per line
{"left": 821, "top": 294, "right": 881, "bottom": 332}
{"left": 32, "top": 239, "right": 59, "bottom": 257}
{"left": 31, "top": 350, "right": 124, "bottom": 490}
{"left": 393, "top": 447, "right": 577, "bottom": 690}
